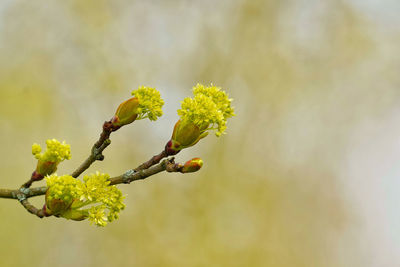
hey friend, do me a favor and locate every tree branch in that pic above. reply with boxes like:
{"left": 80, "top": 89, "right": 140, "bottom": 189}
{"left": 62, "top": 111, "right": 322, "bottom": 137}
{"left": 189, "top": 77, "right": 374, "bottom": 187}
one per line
{"left": 134, "top": 150, "right": 168, "bottom": 172}
{"left": 71, "top": 121, "right": 116, "bottom": 178}
{"left": 0, "top": 158, "right": 183, "bottom": 202}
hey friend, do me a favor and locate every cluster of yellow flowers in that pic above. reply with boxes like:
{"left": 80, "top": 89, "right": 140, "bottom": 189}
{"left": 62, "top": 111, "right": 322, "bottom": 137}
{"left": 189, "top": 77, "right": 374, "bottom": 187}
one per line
{"left": 32, "top": 139, "right": 71, "bottom": 177}
{"left": 112, "top": 86, "right": 164, "bottom": 127}
{"left": 166, "top": 84, "right": 235, "bottom": 154}
{"left": 45, "top": 172, "right": 125, "bottom": 227}
{"left": 32, "top": 139, "right": 71, "bottom": 163}
{"left": 192, "top": 84, "right": 235, "bottom": 128}
{"left": 131, "top": 86, "right": 164, "bottom": 121}
{"left": 178, "top": 84, "right": 234, "bottom": 137}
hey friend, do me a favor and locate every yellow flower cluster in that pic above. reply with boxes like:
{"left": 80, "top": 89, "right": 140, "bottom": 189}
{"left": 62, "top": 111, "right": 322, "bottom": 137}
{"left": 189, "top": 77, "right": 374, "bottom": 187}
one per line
{"left": 46, "top": 175, "right": 81, "bottom": 212}
{"left": 32, "top": 139, "right": 71, "bottom": 163}
{"left": 193, "top": 84, "right": 235, "bottom": 122}
{"left": 178, "top": 84, "right": 234, "bottom": 137}
{"left": 81, "top": 172, "right": 125, "bottom": 226}
{"left": 131, "top": 86, "right": 164, "bottom": 121}
{"left": 32, "top": 139, "right": 72, "bottom": 177}
{"left": 45, "top": 172, "right": 125, "bottom": 227}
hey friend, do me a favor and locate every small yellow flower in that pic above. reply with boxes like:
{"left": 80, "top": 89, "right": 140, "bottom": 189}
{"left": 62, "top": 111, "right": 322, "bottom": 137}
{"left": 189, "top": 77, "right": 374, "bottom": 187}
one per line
{"left": 31, "top": 143, "right": 42, "bottom": 156}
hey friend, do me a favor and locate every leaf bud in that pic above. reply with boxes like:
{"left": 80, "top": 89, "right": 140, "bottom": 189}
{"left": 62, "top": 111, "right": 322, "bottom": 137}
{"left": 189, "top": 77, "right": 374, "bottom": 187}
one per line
{"left": 181, "top": 158, "right": 203, "bottom": 173}
{"left": 111, "top": 97, "right": 139, "bottom": 127}
{"left": 165, "top": 120, "right": 208, "bottom": 155}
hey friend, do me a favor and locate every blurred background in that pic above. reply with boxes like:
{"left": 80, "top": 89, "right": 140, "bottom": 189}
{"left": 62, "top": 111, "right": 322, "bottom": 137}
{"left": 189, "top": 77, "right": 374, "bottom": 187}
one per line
{"left": 0, "top": 0, "right": 399, "bottom": 266}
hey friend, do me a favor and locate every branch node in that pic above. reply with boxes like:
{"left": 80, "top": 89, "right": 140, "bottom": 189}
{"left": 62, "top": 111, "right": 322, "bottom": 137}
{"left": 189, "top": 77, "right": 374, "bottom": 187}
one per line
{"left": 20, "top": 187, "right": 30, "bottom": 195}
{"left": 17, "top": 193, "right": 26, "bottom": 203}
{"left": 122, "top": 169, "right": 135, "bottom": 184}
{"left": 95, "top": 154, "right": 105, "bottom": 161}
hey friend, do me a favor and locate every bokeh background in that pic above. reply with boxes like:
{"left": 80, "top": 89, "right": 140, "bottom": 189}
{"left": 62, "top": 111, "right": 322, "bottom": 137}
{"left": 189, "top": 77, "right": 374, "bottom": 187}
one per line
{"left": 0, "top": 0, "right": 399, "bottom": 266}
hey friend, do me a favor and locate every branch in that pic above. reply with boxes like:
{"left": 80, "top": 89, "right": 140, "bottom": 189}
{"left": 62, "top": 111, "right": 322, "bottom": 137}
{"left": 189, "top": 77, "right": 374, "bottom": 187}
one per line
{"left": 10, "top": 187, "right": 49, "bottom": 218}
{"left": 19, "top": 199, "right": 47, "bottom": 218}
{"left": 134, "top": 150, "right": 168, "bottom": 172}
{"left": 110, "top": 157, "right": 181, "bottom": 185}
{"left": 71, "top": 121, "right": 116, "bottom": 178}
{"left": 0, "top": 158, "right": 183, "bottom": 201}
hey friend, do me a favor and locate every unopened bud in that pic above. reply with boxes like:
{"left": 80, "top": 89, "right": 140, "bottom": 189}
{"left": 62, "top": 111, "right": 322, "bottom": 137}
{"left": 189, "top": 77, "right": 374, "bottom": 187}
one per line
{"left": 181, "top": 158, "right": 203, "bottom": 173}
{"left": 111, "top": 97, "right": 139, "bottom": 127}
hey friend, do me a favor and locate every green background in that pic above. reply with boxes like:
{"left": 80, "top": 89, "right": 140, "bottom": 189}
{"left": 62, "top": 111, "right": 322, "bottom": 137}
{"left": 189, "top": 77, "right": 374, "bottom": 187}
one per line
{"left": 0, "top": 0, "right": 399, "bottom": 266}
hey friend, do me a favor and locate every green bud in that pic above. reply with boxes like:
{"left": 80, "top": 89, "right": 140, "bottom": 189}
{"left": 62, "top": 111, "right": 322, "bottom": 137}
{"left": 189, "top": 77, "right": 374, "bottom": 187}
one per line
{"left": 181, "top": 158, "right": 203, "bottom": 173}
{"left": 45, "top": 190, "right": 73, "bottom": 216}
{"left": 45, "top": 195, "right": 87, "bottom": 221}
{"left": 111, "top": 97, "right": 139, "bottom": 127}
{"left": 36, "top": 160, "right": 58, "bottom": 178}
{"left": 165, "top": 120, "right": 209, "bottom": 155}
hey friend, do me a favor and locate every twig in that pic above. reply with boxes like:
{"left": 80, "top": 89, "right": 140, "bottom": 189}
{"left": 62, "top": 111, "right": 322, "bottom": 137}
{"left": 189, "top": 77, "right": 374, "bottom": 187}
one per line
{"left": 134, "top": 150, "right": 168, "bottom": 172}
{"left": 111, "top": 157, "right": 181, "bottom": 185}
{"left": 14, "top": 187, "right": 48, "bottom": 218}
{"left": 19, "top": 199, "right": 47, "bottom": 218}
{"left": 0, "top": 158, "right": 183, "bottom": 202}
{"left": 71, "top": 121, "right": 116, "bottom": 178}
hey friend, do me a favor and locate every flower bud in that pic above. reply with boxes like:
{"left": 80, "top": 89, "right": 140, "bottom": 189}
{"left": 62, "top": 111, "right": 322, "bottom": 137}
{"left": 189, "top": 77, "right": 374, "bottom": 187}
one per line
{"left": 111, "top": 97, "right": 140, "bottom": 127}
{"left": 181, "top": 158, "right": 203, "bottom": 173}
{"left": 45, "top": 190, "right": 72, "bottom": 216}
{"left": 165, "top": 120, "right": 209, "bottom": 155}
{"left": 45, "top": 195, "right": 87, "bottom": 221}
{"left": 35, "top": 160, "right": 58, "bottom": 178}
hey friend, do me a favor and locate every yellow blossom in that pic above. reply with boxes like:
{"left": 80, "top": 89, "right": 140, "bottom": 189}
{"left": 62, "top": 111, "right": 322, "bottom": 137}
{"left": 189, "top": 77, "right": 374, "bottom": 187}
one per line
{"left": 166, "top": 84, "right": 234, "bottom": 154}
{"left": 131, "top": 86, "right": 164, "bottom": 121}
{"left": 32, "top": 139, "right": 71, "bottom": 163}
{"left": 111, "top": 86, "right": 164, "bottom": 127}
{"left": 178, "top": 84, "right": 234, "bottom": 137}
{"left": 193, "top": 83, "right": 235, "bottom": 122}
{"left": 45, "top": 172, "right": 125, "bottom": 227}
{"left": 32, "top": 139, "right": 71, "bottom": 177}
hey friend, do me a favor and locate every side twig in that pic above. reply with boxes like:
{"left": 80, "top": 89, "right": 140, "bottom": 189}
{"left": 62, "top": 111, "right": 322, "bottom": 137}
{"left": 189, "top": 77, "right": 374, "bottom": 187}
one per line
{"left": 71, "top": 121, "right": 116, "bottom": 178}
{"left": 0, "top": 158, "right": 183, "bottom": 202}
{"left": 134, "top": 150, "right": 168, "bottom": 172}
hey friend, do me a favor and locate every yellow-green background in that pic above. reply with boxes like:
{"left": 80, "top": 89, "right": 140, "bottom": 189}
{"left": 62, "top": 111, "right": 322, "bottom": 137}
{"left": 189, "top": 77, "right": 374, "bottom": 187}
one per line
{"left": 0, "top": 1, "right": 399, "bottom": 266}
